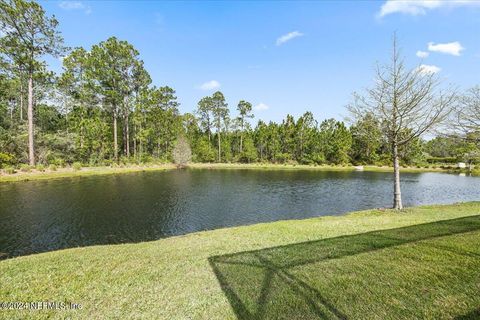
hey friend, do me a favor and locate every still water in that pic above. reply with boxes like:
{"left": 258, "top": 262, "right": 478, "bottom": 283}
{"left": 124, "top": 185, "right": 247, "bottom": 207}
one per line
{"left": 0, "top": 169, "right": 479, "bottom": 258}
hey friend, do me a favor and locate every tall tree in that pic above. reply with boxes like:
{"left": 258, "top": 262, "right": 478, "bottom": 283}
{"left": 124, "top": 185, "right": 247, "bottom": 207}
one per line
{"left": 0, "top": 0, "right": 65, "bottom": 165}
{"left": 197, "top": 96, "right": 213, "bottom": 142}
{"left": 348, "top": 35, "right": 455, "bottom": 209}
{"left": 211, "top": 91, "right": 229, "bottom": 162}
{"left": 254, "top": 120, "right": 268, "bottom": 161}
{"left": 350, "top": 112, "right": 382, "bottom": 164}
{"left": 236, "top": 100, "right": 254, "bottom": 153}
{"left": 88, "top": 37, "right": 143, "bottom": 160}
{"left": 295, "top": 111, "right": 316, "bottom": 162}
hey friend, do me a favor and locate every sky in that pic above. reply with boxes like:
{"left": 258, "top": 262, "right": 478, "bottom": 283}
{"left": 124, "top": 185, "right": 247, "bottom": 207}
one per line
{"left": 40, "top": 0, "right": 480, "bottom": 124}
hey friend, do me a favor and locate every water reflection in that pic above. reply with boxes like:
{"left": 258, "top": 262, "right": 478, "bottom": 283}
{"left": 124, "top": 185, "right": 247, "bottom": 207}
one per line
{"left": 0, "top": 169, "right": 479, "bottom": 258}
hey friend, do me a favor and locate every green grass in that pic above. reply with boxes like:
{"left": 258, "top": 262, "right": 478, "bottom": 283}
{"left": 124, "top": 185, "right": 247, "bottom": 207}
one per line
{"left": 1, "top": 202, "right": 480, "bottom": 319}
{"left": 0, "top": 164, "right": 176, "bottom": 183}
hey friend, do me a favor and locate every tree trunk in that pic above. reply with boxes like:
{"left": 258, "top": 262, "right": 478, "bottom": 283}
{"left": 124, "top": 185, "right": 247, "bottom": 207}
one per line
{"left": 240, "top": 133, "right": 243, "bottom": 154}
{"left": 10, "top": 100, "right": 13, "bottom": 123}
{"left": 113, "top": 112, "right": 118, "bottom": 161}
{"left": 126, "top": 113, "right": 130, "bottom": 157}
{"left": 123, "top": 96, "right": 130, "bottom": 157}
{"left": 27, "top": 74, "right": 35, "bottom": 166}
{"left": 139, "top": 123, "right": 143, "bottom": 156}
{"left": 392, "top": 143, "right": 402, "bottom": 210}
{"left": 20, "top": 81, "right": 23, "bottom": 121}
{"left": 133, "top": 124, "right": 137, "bottom": 159}
{"left": 122, "top": 118, "right": 126, "bottom": 156}
{"left": 218, "top": 131, "right": 221, "bottom": 162}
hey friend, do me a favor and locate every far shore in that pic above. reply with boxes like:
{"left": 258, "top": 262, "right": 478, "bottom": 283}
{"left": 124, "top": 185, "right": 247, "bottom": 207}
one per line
{"left": 0, "top": 162, "right": 468, "bottom": 183}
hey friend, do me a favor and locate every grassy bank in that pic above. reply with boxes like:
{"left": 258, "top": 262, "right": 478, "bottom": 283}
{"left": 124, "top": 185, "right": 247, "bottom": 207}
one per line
{"left": 0, "top": 162, "right": 458, "bottom": 183}
{"left": 1, "top": 202, "right": 479, "bottom": 319}
{"left": 0, "top": 164, "right": 176, "bottom": 183}
{"left": 188, "top": 162, "right": 453, "bottom": 173}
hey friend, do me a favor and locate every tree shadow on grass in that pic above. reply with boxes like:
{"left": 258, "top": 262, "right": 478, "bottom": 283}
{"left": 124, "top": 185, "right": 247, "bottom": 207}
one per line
{"left": 209, "top": 215, "right": 480, "bottom": 320}
{"left": 455, "top": 308, "right": 480, "bottom": 320}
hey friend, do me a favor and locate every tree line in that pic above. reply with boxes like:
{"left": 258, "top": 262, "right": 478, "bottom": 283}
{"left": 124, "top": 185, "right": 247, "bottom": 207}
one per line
{"left": 1, "top": 1, "right": 479, "bottom": 208}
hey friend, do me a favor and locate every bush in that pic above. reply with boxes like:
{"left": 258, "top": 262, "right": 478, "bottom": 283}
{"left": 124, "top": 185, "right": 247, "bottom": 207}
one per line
{"left": 49, "top": 164, "right": 57, "bottom": 171}
{"left": 72, "top": 162, "right": 82, "bottom": 171}
{"left": 36, "top": 164, "right": 45, "bottom": 172}
{"left": 275, "top": 153, "right": 291, "bottom": 164}
{"left": 19, "top": 164, "right": 32, "bottom": 172}
{"left": 4, "top": 166, "right": 15, "bottom": 174}
{"left": 140, "top": 154, "right": 153, "bottom": 164}
{"left": 300, "top": 158, "right": 314, "bottom": 165}
{"left": 426, "top": 157, "right": 457, "bottom": 164}
{"left": 0, "top": 152, "right": 15, "bottom": 169}
{"left": 50, "top": 158, "right": 65, "bottom": 167}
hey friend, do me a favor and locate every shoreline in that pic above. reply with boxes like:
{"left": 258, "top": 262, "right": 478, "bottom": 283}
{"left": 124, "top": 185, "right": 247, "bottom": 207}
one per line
{"left": 0, "top": 162, "right": 464, "bottom": 183}
{"left": 0, "top": 164, "right": 177, "bottom": 183}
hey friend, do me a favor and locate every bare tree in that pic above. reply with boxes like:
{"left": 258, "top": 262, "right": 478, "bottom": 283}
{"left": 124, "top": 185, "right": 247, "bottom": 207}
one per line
{"left": 449, "top": 86, "right": 480, "bottom": 171}
{"left": 172, "top": 136, "right": 192, "bottom": 167}
{"left": 453, "top": 86, "right": 480, "bottom": 136}
{"left": 348, "top": 35, "right": 455, "bottom": 209}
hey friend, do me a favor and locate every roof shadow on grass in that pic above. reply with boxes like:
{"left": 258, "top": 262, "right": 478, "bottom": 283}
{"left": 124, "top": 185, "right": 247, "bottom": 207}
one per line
{"left": 209, "top": 215, "right": 480, "bottom": 320}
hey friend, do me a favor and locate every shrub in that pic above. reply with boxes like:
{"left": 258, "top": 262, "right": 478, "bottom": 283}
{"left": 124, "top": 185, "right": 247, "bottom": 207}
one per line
{"left": 140, "top": 154, "right": 153, "bottom": 164}
{"left": 49, "top": 164, "right": 57, "bottom": 171}
{"left": 4, "top": 166, "right": 15, "bottom": 174}
{"left": 72, "top": 162, "right": 82, "bottom": 171}
{"left": 50, "top": 158, "right": 65, "bottom": 167}
{"left": 19, "top": 164, "right": 32, "bottom": 172}
{"left": 0, "top": 152, "right": 15, "bottom": 169}
{"left": 36, "top": 164, "right": 45, "bottom": 172}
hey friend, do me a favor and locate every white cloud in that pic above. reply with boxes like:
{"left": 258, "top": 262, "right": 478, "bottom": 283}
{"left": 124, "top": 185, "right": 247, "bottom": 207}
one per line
{"left": 417, "top": 64, "right": 441, "bottom": 74}
{"left": 428, "top": 41, "right": 464, "bottom": 56}
{"left": 416, "top": 50, "right": 429, "bottom": 58}
{"left": 59, "top": 1, "right": 91, "bottom": 14}
{"left": 198, "top": 80, "right": 220, "bottom": 91}
{"left": 254, "top": 103, "right": 269, "bottom": 111}
{"left": 378, "top": 0, "right": 480, "bottom": 18}
{"left": 276, "top": 31, "right": 303, "bottom": 46}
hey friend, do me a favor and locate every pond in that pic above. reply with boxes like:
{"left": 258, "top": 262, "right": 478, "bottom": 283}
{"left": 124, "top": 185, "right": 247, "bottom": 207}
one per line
{"left": 0, "top": 169, "right": 479, "bottom": 258}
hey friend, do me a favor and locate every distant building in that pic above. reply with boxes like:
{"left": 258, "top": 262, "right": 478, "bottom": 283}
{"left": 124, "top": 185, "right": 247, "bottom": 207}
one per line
{"left": 457, "top": 162, "right": 466, "bottom": 169}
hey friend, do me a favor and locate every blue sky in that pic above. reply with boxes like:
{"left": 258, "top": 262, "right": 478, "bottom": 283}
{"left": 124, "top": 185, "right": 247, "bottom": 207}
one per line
{"left": 41, "top": 0, "right": 480, "bottom": 124}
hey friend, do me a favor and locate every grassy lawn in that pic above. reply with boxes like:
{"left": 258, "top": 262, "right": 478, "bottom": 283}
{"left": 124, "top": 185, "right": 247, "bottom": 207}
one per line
{"left": 1, "top": 202, "right": 480, "bottom": 319}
